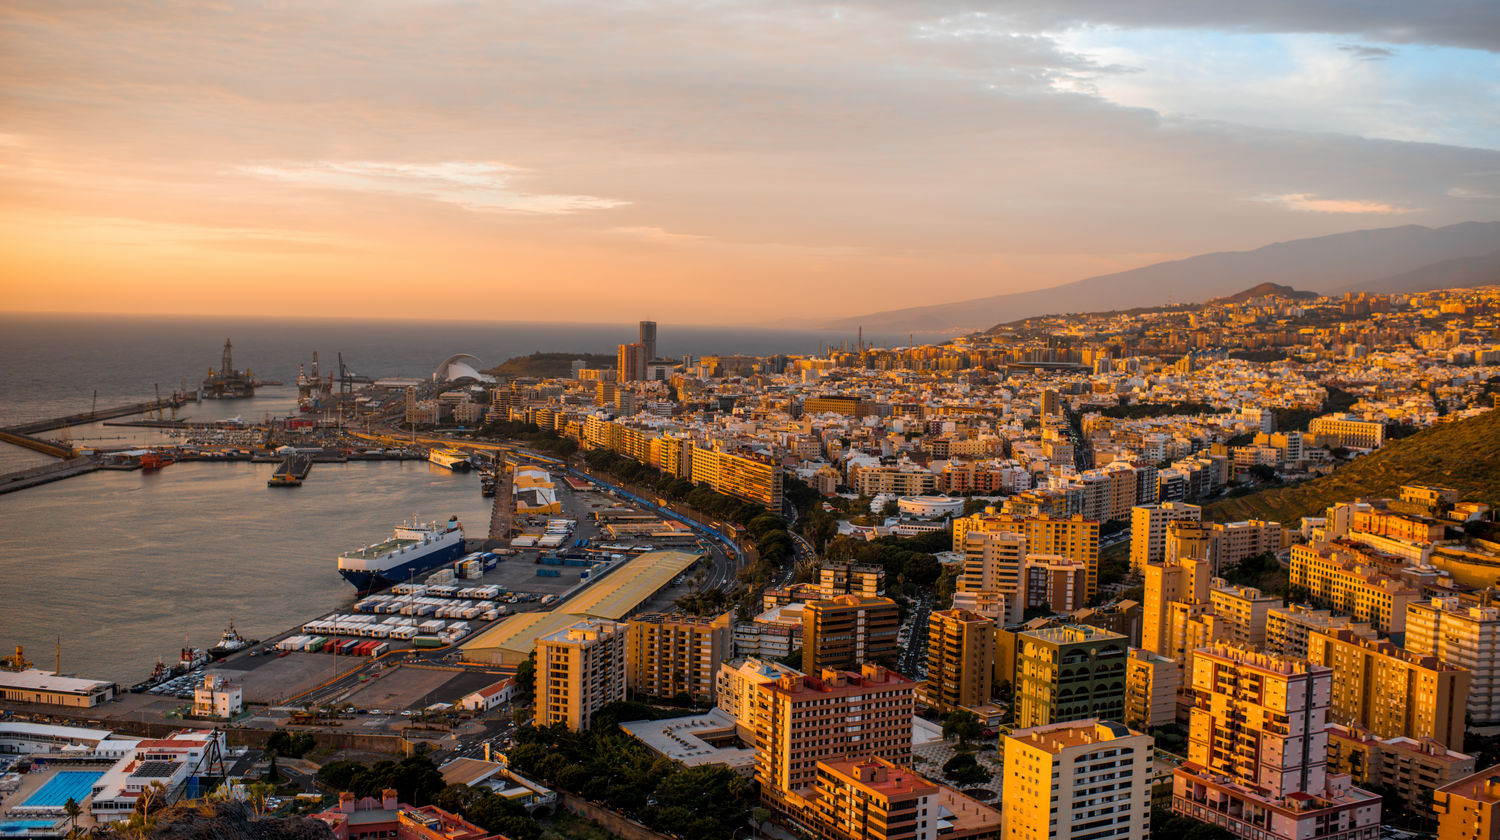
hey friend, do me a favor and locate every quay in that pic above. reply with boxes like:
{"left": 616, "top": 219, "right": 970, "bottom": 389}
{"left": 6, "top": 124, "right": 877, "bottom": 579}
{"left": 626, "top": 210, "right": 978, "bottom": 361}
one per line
{"left": 2, "top": 393, "right": 193, "bottom": 436}
{"left": 268, "top": 452, "right": 314, "bottom": 487}
{"left": 0, "top": 457, "right": 100, "bottom": 495}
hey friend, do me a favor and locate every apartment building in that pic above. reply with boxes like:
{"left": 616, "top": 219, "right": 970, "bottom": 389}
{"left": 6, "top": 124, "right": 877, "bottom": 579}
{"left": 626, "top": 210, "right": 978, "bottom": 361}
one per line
{"left": 1406, "top": 597, "right": 1500, "bottom": 725}
{"left": 855, "top": 466, "right": 940, "bottom": 496}
{"left": 1171, "top": 644, "right": 1382, "bottom": 840}
{"left": 1129, "top": 502, "right": 1202, "bottom": 573}
{"left": 1309, "top": 413, "right": 1387, "bottom": 449}
{"left": 753, "top": 664, "right": 914, "bottom": 806}
{"left": 1022, "top": 555, "right": 1087, "bottom": 614}
{"left": 1002, "top": 719, "right": 1152, "bottom": 840}
{"left": 818, "top": 562, "right": 886, "bottom": 599}
{"left": 802, "top": 595, "right": 900, "bottom": 674}
{"left": 688, "top": 444, "right": 783, "bottom": 509}
{"left": 1167, "top": 519, "right": 1285, "bottom": 575}
{"left": 625, "top": 611, "right": 734, "bottom": 702}
{"left": 1265, "top": 604, "right": 1377, "bottom": 660}
{"left": 1125, "top": 648, "right": 1178, "bottom": 730}
{"left": 954, "top": 511, "right": 1101, "bottom": 597}
{"left": 803, "top": 396, "right": 872, "bottom": 417}
{"left": 1307, "top": 628, "right": 1469, "bottom": 751}
{"left": 1208, "top": 580, "right": 1280, "bottom": 648}
{"left": 809, "top": 757, "right": 938, "bottom": 840}
{"left": 1326, "top": 724, "right": 1475, "bottom": 815}
{"left": 1435, "top": 765, "right": 1500, "bottom": 840}
{"left": 1290, "top": 542, "right": 1419, "bottom": 634}
{"left": 534, "top": 618, "right": 626, "bottom": 732}
{"left": 960, "top": 530, "right": 1025, "bottom": 624}
{"left": 917, "top": 609, "right": 994, "bottom": 714}
{"left": 1142, "top": 554, "right": 1211, "bottom": 656}
{"left": 1013, "top": 624, "right": 1127, "bottom": 729}
{"left": 716, "top": 657, "right": 800, "bottom": 738}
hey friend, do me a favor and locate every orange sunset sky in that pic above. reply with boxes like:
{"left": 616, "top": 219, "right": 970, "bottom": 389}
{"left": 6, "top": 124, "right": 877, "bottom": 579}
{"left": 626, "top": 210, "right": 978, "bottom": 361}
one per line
{"left": 3, "top": 2, "right": 1498, "bottom": 324}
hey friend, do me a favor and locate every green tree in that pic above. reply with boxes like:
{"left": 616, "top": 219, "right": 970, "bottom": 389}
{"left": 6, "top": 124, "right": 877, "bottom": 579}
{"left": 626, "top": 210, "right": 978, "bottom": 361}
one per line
{"left": 942, "top": 709, "right": 984, "bottom": 750}
{"left": 63, "top": 797, "right": 81, "bottom": 834}
{"left": 942, "top": 753, "right": 991, "bottom": 787}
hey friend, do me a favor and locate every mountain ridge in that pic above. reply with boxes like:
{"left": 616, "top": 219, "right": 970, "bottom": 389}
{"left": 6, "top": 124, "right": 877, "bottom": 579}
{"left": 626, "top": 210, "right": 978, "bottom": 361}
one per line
{"left": 822, "top": 221, "right": 1500, "bottom": 334}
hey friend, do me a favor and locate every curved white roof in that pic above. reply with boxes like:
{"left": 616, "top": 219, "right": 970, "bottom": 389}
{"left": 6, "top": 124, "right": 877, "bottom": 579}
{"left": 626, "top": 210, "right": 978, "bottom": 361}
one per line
{"left": 434, "top": 354, "right": 495, "bottom": 384}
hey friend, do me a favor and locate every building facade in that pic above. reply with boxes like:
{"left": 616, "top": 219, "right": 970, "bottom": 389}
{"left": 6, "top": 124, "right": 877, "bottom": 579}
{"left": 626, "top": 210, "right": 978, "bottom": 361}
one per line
{"left": 1306, "top": 628, "right": 1469, "bottom": 751}
{"left": 802, "top": 595, "right": 900, "bottom": 674}
{"left": 917, "top": 609, "right": 995, "bottom": 714}
{"left": 1002, "top": 719, "right": 1152, "bottom": 840}
{"left": 534, "top": 618, "right": 627, "bottom": 732}
{"left": 625, "top": 611, "right": 734, "bottom": 702}
{"left": 1013, "top": 624, "right": 1127, "bottom": 729}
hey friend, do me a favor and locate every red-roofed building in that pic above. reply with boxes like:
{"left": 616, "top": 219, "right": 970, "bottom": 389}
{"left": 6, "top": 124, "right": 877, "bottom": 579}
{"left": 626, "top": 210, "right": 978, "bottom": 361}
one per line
{"left": 314, "top": 791, "right": 511, "bottom": 840}
{"left": 459, "top": 679, "right": 517, "bottom": 713}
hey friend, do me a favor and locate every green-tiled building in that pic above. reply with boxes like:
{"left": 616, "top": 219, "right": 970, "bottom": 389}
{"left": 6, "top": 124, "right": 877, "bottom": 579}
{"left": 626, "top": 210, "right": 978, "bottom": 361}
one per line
{"left": 1014, "top": 623, "right": 1128, "bottom": 728}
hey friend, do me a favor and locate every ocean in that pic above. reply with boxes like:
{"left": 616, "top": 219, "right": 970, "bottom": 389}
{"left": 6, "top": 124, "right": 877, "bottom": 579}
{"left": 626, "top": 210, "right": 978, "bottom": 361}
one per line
{"left": 0, "top": 313, "right": 933, "bottom": 684}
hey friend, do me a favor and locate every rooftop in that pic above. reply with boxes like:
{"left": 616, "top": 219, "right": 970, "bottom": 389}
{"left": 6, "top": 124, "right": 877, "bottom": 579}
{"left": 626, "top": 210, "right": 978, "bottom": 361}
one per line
{"left": 618, "top": 708, "right": 756, "bottom": 768}
{"left": 1008, "top": 719, "right": 1140, "bottom": 754}
{"left": 0, "top": 669, "right": 114, "bottom": 695}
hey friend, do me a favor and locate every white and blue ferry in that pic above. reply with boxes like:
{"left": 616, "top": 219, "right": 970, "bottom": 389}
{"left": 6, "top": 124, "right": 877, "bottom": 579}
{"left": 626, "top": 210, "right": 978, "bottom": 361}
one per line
{"left": 337, "top": 517, "right": 466, "bottom": 593}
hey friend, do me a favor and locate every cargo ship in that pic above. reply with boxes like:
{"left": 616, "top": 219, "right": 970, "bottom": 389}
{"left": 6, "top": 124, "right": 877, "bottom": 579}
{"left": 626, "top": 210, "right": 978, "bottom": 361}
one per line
{"left": 337, "top": 517, "right": 466, "bottom": 593}
{"left": 428, "top": 448, "right": 472, "bottom": 471}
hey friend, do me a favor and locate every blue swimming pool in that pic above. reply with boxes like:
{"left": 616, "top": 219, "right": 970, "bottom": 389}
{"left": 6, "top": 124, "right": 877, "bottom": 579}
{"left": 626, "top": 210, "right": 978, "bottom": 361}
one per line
{"left": 0, "top": 821, "right": 61, "bottom": 834}
{"left": 21, "top": 771, "right": 102, "bottom": 808}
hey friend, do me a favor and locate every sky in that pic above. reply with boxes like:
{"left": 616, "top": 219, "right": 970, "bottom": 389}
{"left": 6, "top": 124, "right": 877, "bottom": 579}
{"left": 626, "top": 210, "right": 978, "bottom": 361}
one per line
{"left": 2, "top": 1, "right": 1498, "bottom": 325}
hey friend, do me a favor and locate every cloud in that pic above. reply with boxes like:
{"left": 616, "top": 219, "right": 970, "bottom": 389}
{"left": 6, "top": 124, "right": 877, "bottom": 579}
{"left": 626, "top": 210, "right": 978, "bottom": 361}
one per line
{"left": 1254, "top": 193, "right": 1415, "bottom": 214}
{"left": 1339, "top": 43, "right": 1396, "bottom": 60}
{"left": 235, "top": 161, "right": 626, "bottom": 215}
{"left": 607, "top": 226, "right": 707, "bottom": 243}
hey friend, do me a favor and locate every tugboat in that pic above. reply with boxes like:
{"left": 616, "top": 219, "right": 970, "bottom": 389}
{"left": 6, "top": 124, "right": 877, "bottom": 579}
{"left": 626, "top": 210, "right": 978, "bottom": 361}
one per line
{"left": 207, "top": 621, "right": 255, "bottom": 657}
{"left": 140, "top": 450, "right": 175, "bottom": 470}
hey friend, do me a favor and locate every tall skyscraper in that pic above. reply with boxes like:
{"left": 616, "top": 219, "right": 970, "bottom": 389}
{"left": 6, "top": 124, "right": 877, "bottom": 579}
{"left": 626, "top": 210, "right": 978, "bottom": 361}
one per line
{"left": 638, "top": 320, "right": 657, "bottom": 361}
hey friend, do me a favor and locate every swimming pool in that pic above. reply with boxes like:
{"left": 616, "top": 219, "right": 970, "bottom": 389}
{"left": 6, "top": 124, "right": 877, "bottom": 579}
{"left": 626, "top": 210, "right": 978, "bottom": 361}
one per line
{"left": 0, "top": 821, "right": 62, "bottom": 835}
{"left": 20, "top": 771, "right": 102, "bottom": 808}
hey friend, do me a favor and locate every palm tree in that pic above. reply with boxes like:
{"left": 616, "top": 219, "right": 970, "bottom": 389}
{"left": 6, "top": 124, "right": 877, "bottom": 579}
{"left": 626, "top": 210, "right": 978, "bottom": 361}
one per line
{"left": 63, "top": 797, "right": 82, "bottom": 836}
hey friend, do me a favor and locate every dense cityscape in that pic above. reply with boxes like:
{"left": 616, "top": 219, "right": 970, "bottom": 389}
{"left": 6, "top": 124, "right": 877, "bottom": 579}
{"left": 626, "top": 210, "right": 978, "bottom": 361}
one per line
{"left": 2, "top": 282, "right": 1500, "bottom": 840}
{"left": 6, "top": 2, "right": 1500, "bottom": 840}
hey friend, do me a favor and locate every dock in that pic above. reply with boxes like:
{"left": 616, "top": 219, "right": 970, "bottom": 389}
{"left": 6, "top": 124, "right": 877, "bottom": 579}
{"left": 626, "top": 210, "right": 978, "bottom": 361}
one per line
{"left": 2, "top": 394, "right": 193, "bottom": 436}
{"left": 0, "top": 457, "right": 101, "bottom": 496}
{"left": 488, "top": 463, "right": 515, "bottom": 540}
{"left": 269, "top": 453, "right": 314, "bottom": 487}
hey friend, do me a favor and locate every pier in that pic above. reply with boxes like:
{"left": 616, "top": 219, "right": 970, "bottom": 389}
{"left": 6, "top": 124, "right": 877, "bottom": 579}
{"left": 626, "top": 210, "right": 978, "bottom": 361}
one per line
{"left": 0, "top": 457, "right": 100, "bottom": 495}
{"left": 2, "top": 394, "right": 193, "bottom": 436}
{"left": 0, "top": 429, "right": 74, "bottom": 458}
{"left": 488, "top": 462, "right": 516, "bottom": 540}
{"left": 269, "top": 452, "right": 314, "bottom": 487}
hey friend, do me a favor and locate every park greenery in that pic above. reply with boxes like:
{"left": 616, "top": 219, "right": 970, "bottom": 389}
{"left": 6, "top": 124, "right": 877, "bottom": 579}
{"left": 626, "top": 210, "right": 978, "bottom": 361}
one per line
{"left": 506, "top": 701, "right": 755, "bottom": 840}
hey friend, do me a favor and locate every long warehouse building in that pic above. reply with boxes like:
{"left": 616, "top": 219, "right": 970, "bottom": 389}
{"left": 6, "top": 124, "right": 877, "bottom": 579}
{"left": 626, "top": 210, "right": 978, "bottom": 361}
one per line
{"left": 462, "top": 549, "right": 703, "bottom": 665}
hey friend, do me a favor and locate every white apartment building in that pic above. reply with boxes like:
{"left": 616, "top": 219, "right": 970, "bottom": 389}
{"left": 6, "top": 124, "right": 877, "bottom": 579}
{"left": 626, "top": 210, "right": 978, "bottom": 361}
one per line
{"left": 1002, "top": 719, "right": 1152, "bottom": 840}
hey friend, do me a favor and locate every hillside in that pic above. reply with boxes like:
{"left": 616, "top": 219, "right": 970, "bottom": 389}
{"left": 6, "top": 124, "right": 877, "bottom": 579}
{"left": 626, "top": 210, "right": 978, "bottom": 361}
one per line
{"left": 484, "top": 351, "right": 615, "bottom": 378}
{"left": 1332, "top": 248, "right": 1500, "bottom": 295}
{"left": 820, "top": 221, "right": 1500, "bottom": 333}
{"left": 1205, "top": 409, "right": 1500, "bottom": 524}
{"left": 1211, "top": 282, "right": 1319, "bottom": 304}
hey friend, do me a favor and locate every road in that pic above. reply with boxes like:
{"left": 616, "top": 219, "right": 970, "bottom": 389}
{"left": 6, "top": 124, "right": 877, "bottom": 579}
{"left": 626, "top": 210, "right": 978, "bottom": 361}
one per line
{"left": 898, "top": 592, "right": 933, "bottom": 678}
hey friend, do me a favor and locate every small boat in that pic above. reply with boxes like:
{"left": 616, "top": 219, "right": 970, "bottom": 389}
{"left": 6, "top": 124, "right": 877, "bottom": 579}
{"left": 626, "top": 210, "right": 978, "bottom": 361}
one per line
{"left": 207, "top": 621, "right": 255, "bottom": 656}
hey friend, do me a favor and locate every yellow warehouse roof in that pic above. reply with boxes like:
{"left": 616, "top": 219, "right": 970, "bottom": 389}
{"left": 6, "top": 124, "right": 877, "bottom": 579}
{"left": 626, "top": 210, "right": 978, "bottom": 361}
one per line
{"left": 559, "top": 550, "right": 701, "bottom": 620}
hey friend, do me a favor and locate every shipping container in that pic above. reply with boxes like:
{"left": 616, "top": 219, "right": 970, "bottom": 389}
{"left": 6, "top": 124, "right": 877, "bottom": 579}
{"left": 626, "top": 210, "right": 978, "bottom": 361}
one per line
{"left": 536, "top": 568, "right": 561, "bottom": 577}
{"left": 411, "top": 635, "right": 444, "bottom": 649}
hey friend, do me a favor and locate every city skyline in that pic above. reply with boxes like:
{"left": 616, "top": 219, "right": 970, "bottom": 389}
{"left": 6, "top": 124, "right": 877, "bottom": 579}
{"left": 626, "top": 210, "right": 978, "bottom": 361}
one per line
{"left": 3, "top": 2, "right": 1498, "bottom": 323}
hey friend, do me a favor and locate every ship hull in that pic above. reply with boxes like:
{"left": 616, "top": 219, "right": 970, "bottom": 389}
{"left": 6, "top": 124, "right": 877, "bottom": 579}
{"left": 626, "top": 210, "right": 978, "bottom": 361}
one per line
{"left": 338, "top": 540, "right": 467, "bottom": 594}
